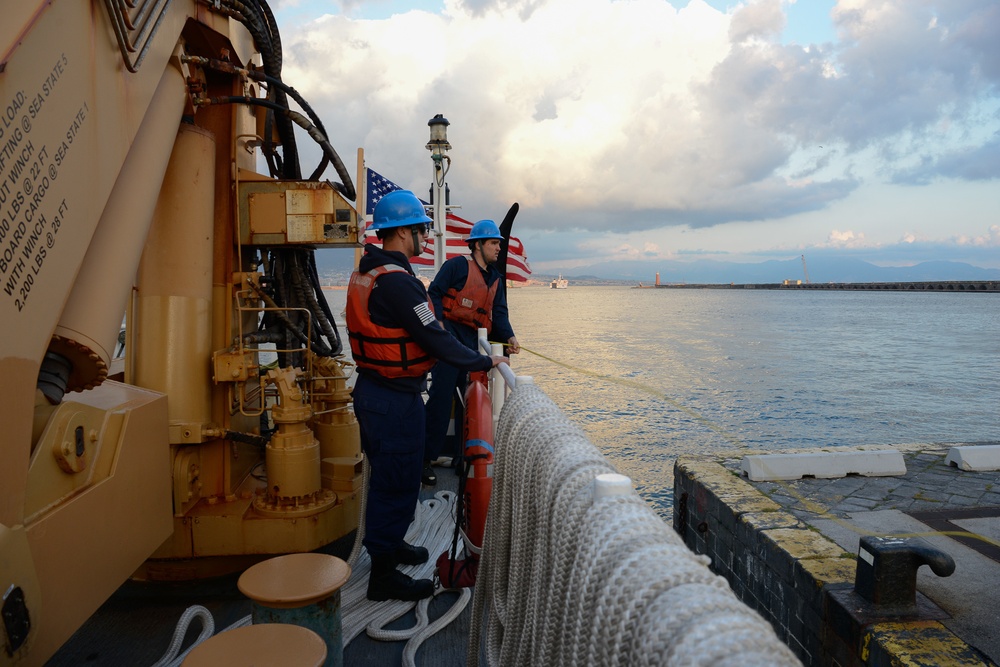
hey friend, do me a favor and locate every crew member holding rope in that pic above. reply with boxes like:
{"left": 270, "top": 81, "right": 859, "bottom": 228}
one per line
{"left": 347, "top": 191, "right": 508, "bottom": 602}
{"left": 422, "top": 219, "right": 520, "bottom": 485}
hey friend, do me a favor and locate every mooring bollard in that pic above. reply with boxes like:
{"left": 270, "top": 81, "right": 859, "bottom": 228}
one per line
{"left": 854, "top": 535, "right": 956, "bottom": 615}
{"left": 238, "top": 553, "right": 351, "bottom": 667}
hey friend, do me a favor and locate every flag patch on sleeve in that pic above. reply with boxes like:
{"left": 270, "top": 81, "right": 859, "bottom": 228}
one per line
{"left": 413, "top": 302, "right": 436, "bottom": 326}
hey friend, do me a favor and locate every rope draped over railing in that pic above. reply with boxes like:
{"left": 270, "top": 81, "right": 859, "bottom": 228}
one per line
{"left": 468, "top": 382, "right": 801, "bottom": 667}
{"left": 155, "top": 381, "right": 802, "bottom": 666}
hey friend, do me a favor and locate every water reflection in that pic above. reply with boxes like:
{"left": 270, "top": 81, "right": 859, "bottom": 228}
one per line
{"left": 327, "top": 286, "right": 1000, "bottom": 517}
{"left": 507, "top": 286, "right": 1000, "bottom": 516}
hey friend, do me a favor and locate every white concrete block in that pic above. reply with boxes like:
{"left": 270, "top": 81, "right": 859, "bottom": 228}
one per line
{"left": 945, "top": 445, "right": 1000, "bottom": 472}
{"left": 740, "top": 450, "right": 906, "bottom": 482}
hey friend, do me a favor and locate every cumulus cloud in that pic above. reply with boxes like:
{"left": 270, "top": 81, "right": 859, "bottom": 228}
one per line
{"left": 274, "top": 0, "right": 1000, "bottom": 259}
{"left": 457, "top": 0, "right": 549, "bottom": 19}
{"left": 949, "top": 224, "right": 1000, "bottom": 247}
{"left": 892, "top": 224, "right": 998, "bottom": 252}
{"left": 826, "top": 228, "right": 870, "bottom": 247}
{"left": 729, "top": 0, "right": 785, "bottom": 43}
{"left": 973, "top": 225, "right": 1000, "bottom": 247}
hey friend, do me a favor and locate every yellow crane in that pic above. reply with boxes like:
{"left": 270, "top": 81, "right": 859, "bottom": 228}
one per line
{"left": 801, "top": 255, "right": 811, "bottom": 284}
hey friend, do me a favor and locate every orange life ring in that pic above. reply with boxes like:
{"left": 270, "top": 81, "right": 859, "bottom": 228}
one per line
{"left": 438, "top": 369, "right": 494, "bottom": 588}
{"left": 461, "top": 370, "right": 494, "bottom": 552}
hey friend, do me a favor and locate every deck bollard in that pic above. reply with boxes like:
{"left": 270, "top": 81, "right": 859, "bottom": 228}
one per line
{"left": 854, "top": 535, "right": 955, "bottom": 615}
{"left": 237, "top": 553, "right": 351, "bottom": 667}
{"left": 181, "top": 623, "right": 327, "bottom": 666}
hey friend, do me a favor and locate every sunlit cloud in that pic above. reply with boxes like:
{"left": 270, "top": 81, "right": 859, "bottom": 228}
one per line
{"left": 826, "top": 229, "right": 869, "bottom": 247}
{"left": 272, "top": 0, "right": 1000, "bottom": 271}
{"left": 950, "top": 225, "right": 1000, "bottom": 248}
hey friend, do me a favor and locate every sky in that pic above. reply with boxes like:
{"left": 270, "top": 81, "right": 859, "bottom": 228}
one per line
{"left": 266, "top": 0, "right": 1000, "bottom": 274}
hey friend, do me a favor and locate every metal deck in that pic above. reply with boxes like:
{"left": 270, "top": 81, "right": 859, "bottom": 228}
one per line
{"left": 50, "top": 462, "right": 471, "bottom": 666}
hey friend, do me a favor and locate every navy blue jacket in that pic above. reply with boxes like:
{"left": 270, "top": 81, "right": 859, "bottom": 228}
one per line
{"left": 355, "top": 245, "right": 492, "bottom": 392}
{"left": 428, "top": 255, "right": 515, "bottom": 351}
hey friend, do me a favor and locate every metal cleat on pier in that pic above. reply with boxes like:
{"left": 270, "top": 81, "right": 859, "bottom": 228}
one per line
{"left": 853, "top": 535, "right": 956, "bottom": 616}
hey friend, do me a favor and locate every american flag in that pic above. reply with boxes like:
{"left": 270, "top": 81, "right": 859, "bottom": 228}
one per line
{"left": 366, "top": 168, "right": 404, "bottom": 214}
{"left": 363, "top": 168, "right": 532, "bottom": 282}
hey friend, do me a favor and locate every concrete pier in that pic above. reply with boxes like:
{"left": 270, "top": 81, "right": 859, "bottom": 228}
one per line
{"left": 656, "top": 280, "right": 1000, "bottom": 292}
{"left": 673, "top": 442, "right": 1000, "bottom": 667}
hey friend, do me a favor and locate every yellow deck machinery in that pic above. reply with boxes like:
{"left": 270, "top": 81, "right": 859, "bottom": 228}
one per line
{"left": 1, "top": 1, "right": 364, "bottom": 662}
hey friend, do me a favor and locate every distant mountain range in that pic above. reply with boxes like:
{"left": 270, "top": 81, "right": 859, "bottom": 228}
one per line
{"left": 314, "top": 251, "right": 1000, "bottom": 285}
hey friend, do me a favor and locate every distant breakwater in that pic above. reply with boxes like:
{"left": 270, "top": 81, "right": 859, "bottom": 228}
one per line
{"left": 654, "top": 280, "right": 1000, "bottom": 292}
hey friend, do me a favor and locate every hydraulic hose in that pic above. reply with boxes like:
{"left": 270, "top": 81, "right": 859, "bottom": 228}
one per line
{"left": 200, "top": 1, "right": 281, "bottom": 176}
{"left": 185, "top": 53, "right": 336, "bottom": 181}
{"left": 241, "top": 331, "right": 285, "bottom": 346}
{"left": 292, "top": 253, "right": 342, "bottom": 356}
{"left": 195, "top": 95, "right": 355, "bottom": 200}
{"left": 224, "top": 429, "right": 271, "bottom": 448}
{"left": 271, "top": 248, "right": 337, "bottom": 358}
{"left": 218, "top": 0, "right": 300, "bottom": 178}
{"left": 248, "top": 276, "right": 334, "bottom": 357}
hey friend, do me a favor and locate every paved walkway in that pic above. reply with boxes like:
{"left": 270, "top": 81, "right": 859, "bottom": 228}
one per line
{"left": 719, "top": 442, "right": 1000, "bottom": 664}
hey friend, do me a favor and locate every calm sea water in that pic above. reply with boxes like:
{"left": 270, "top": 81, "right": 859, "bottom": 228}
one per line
{"left": 329, "top": 286, "right": 1000, "bottom": 516}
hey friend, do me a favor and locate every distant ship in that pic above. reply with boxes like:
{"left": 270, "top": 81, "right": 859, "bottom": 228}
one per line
{"left": 551, "top": 275, "right": 568, "bottom": 289}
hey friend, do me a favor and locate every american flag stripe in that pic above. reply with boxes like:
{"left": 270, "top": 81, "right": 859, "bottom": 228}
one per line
{"left": 364, "top": 168, "right": 532, "bottom": 282}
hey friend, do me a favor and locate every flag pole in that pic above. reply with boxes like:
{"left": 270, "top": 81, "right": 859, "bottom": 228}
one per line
{"left": 354, "top": 148, "right": 365, "bottom": 270}
{"left": 426, "top": 114, "right": 451, "bottom": 275}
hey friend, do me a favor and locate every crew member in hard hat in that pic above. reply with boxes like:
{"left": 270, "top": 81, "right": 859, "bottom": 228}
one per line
{"left": 347, "top": 190, "right": 508, "bottom": 602}
{"left": 422, "top": 219, "right": 519, "bottom": 485}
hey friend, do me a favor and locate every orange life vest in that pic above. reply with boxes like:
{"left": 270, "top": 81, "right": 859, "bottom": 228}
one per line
{"left": 346, "top": 264, "right": 436, "bottom": 378}
{"left": 441, "top": 257, "right": 498, "bottom": 334}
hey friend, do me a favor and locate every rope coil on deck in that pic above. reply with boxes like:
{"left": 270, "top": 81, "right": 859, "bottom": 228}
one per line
{"left": 469, "top": 382, "right": 801, "bottom": 667}
{"left": 339, "top": 488, "right": 471, "bottom": 666}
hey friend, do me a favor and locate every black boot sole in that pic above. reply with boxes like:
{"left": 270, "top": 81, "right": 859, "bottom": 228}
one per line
{"left": 421, "top": 464, "right": 437, "bottom": 486}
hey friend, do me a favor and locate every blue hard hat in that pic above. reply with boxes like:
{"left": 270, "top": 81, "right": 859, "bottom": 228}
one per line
{"left": 465, "top": 219, "right": 503, "bottom": 242}
{"left": 371, "top": 190, "right": 432, "bottom": 230}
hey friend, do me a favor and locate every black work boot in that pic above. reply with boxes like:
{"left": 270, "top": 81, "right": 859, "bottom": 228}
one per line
{"left": 421, "top": 462, "right": 437, "bottom": 486}
{"left": 367, "top": 557, "right": 434, "bottom": 602}
{"left": 393, "top": 541, "right": 429, "bottom": 566}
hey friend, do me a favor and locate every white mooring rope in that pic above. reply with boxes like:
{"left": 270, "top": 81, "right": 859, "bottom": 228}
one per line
{"left": 468, "top": 382, "right": 802, "bottom": 667}
{"left": 151, "top": 605, "right": 251, "bottom": 667}
{"left": 339, "top": 488, "right": 471, "bottom": 667}
{"left": 158, "top": 381, "right": 800, "bottom": 666}
{"left": 154, "top": 476, "right": 466, "bottom": 667}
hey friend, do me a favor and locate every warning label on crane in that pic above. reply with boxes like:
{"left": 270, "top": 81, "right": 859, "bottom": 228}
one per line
{"left": 0, "top": 53, "right": 82, "bottom": 313}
